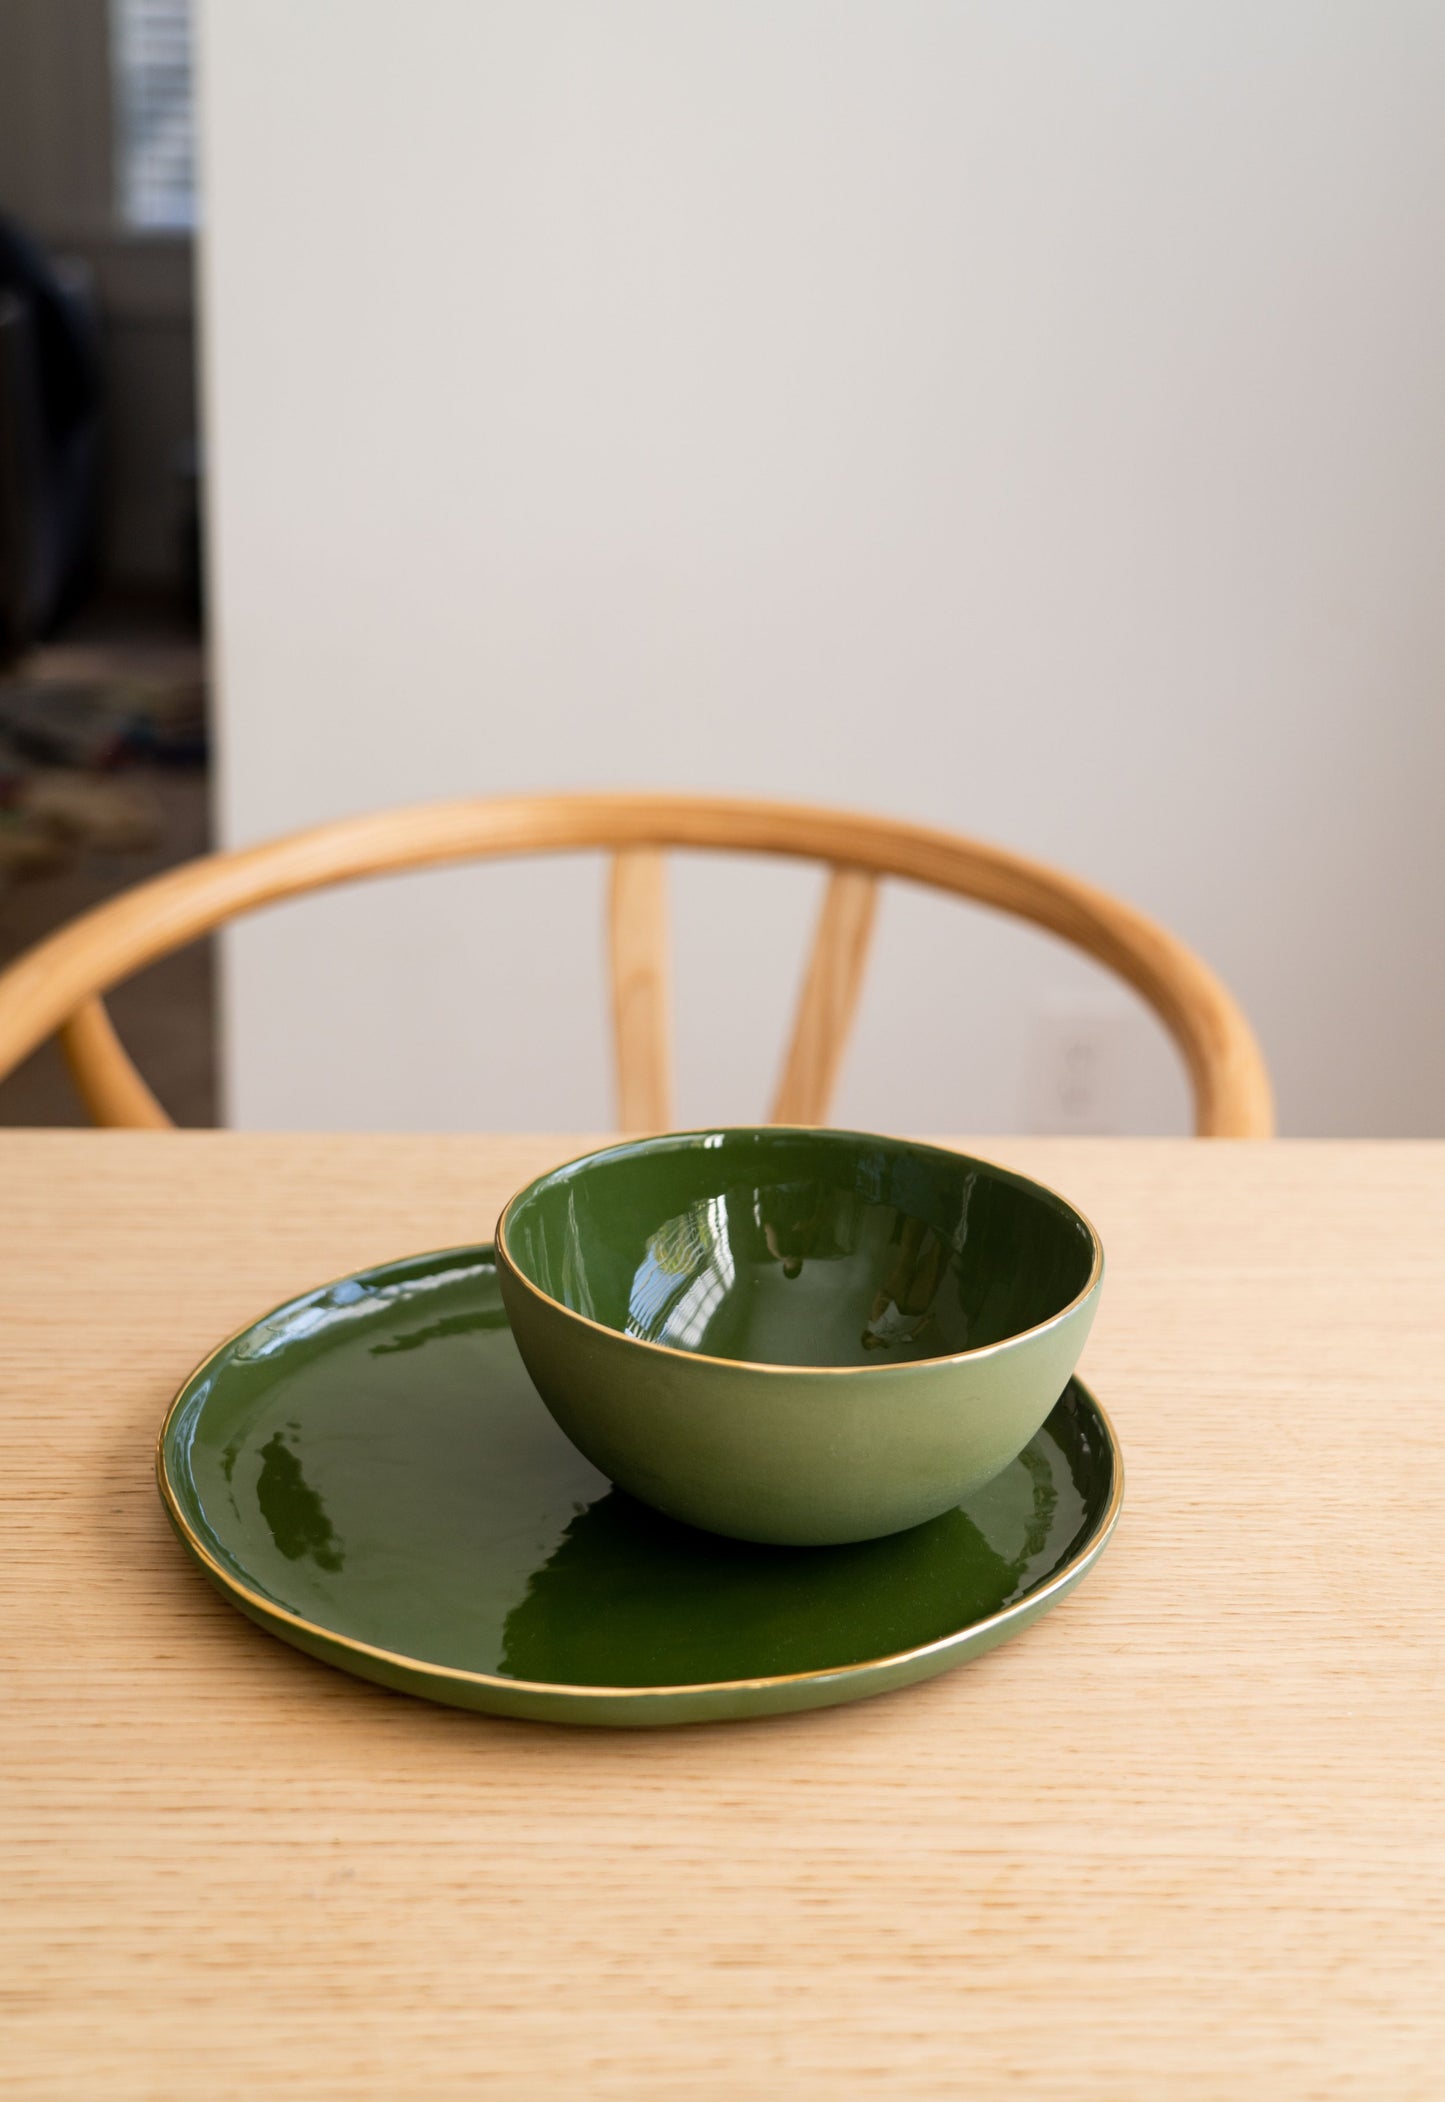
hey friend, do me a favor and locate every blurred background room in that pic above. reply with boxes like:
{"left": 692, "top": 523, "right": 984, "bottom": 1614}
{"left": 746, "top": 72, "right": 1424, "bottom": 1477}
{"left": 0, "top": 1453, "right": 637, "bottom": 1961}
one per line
{"left": 1, "top": 0, "right": 1441, "bottom": 1137}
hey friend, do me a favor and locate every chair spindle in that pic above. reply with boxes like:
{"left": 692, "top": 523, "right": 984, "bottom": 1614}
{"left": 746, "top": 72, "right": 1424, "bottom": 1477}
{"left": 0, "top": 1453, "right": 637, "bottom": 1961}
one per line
{"left": 608, "top": 847, "right": 674, "bottom": 1131}
{"left": 770, "top": 866, "right": 879, "bottom": 1126}
{"left": 59, "top": 997, "right": 173, "bottom": 1129}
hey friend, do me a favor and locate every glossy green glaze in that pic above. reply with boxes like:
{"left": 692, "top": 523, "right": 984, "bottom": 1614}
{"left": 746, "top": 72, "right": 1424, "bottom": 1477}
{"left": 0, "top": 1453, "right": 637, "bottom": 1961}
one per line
{"left": 158, "top": 1246, "right": 1122, "bottom": 1728}
{"left": 497, "top": 1129, "right": 1103, "bottom": 1544}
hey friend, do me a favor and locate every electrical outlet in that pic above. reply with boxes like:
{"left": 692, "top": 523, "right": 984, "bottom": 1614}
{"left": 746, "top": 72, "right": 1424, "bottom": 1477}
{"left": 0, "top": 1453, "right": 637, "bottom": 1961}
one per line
{"left": 1024, "top": 1004, "right": 1125, "bottom": 1134}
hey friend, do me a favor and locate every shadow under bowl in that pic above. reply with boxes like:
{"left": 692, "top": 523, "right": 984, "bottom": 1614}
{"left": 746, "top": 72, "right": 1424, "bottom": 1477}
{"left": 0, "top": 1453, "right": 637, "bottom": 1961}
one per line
{"left": 495, "top": 1127, "right": 1103, "bottom": 1546}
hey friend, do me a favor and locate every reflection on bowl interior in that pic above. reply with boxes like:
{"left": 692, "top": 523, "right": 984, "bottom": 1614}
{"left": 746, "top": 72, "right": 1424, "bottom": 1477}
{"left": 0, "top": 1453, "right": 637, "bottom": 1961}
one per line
{"left": 505, "top": 1131, "right": 1096, "bottom": 1369}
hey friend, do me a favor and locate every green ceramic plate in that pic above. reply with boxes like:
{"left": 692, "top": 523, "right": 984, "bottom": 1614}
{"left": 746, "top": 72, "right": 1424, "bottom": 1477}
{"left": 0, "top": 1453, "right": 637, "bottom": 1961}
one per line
{"left": 158, "top": 1246, "right": 1123, "bottom": 1727}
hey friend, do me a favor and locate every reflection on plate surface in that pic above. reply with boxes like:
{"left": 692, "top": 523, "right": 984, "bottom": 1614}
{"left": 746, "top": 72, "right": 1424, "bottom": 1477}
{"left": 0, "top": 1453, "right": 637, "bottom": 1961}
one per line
{"left": 161, "top": 1247, "right": 1120, "bottom": 1721}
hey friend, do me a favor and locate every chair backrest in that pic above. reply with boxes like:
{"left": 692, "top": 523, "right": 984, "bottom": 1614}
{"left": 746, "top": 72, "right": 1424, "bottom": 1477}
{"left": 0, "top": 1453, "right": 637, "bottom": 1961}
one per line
{"left": 0, "top": 791, "right": 1274, "bottom": 1135}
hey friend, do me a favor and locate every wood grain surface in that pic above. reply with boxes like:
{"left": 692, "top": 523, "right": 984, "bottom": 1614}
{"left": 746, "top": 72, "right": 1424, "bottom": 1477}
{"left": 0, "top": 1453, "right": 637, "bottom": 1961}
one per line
{"left": 2, "top": 1133, "right": 1440, "bottom": 2098}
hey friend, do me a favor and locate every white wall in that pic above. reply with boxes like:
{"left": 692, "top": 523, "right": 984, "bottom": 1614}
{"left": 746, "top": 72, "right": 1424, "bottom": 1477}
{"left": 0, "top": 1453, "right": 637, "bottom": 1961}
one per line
{"left": 199, "top": 1, "right": 1445, "bottom": 1137}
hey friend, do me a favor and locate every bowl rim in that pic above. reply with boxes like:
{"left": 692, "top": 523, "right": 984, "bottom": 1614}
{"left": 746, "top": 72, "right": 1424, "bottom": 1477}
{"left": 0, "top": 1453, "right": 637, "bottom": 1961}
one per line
{"left": 495, "top": 1125, "right": 1104, "bottom": 1378}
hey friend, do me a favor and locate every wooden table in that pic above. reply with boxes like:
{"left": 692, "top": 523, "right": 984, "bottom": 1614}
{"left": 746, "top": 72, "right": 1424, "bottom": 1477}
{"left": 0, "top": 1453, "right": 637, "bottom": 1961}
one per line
{"left": 4, "top": 1133, "right": 1442, "bottom": 2098}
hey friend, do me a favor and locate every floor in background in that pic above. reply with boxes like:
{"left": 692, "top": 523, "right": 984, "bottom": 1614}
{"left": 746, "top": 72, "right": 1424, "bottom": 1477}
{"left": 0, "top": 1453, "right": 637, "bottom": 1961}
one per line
{"left": 0, "top": 607, "right": 215, "bottom": 1127}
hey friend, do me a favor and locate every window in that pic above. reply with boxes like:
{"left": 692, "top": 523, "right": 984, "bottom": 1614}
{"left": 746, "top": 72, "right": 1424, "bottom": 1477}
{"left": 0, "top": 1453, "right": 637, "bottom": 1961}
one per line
{"left": 111, "top": 0, "right": 196, "bottom": 232}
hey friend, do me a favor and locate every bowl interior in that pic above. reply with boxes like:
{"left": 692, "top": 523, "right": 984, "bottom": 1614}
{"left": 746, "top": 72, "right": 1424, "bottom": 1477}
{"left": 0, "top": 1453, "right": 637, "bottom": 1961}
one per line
{"left": 502, "top": 1130, "right": 1096, "bottom": 1370}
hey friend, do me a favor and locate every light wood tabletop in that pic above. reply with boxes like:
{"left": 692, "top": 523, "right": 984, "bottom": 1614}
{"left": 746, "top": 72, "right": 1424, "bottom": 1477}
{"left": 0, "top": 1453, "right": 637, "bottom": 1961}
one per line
{"left": 3, "top": 1133, "right": 1442, "bottom": 2099}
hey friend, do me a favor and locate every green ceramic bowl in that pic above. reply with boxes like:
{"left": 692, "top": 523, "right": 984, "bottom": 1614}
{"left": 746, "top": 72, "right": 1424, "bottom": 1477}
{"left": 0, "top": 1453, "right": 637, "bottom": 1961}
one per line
{"left": 495, "top": 1129, "right": 1103, "bottom": 1547}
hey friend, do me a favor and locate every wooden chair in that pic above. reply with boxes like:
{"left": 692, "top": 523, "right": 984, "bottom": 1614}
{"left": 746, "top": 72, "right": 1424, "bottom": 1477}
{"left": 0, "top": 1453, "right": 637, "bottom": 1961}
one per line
{"left": 0, "top": 791, "right": 1274, "bottom": 1135}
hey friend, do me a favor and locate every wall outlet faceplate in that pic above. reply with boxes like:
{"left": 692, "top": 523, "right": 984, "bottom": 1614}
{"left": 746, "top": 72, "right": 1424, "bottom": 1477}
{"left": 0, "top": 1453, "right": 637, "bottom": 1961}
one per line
{"left": 1023, "top": 1003, "right": 1127, "bottom": 1135}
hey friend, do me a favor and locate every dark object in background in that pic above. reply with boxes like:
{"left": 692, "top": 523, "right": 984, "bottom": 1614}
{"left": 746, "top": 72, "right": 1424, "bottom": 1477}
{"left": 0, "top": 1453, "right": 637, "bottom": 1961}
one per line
{"left": 0, "top": 672, "right": 207, "bottom": 769}
{"left": 177, "top": 437, "right": 204, "bottom": 626}
{"left": 0, "top": 216, "right": 103, "bottom": 666}
{"left": 0, "top": 680, "right": 131, "bottom": 768}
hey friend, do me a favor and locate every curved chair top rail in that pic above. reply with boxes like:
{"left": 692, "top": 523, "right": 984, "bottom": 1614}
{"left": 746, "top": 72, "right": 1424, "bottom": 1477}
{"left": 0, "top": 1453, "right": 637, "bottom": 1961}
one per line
{"left": 0, "top": 791, "right": 1274, "bottom": 1137}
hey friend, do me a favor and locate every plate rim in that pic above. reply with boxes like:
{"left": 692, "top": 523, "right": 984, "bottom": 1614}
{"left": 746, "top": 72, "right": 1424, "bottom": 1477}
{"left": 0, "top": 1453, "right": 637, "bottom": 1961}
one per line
{"left": 156, "top": 1242, "right": 1125, "bottom": 1706}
